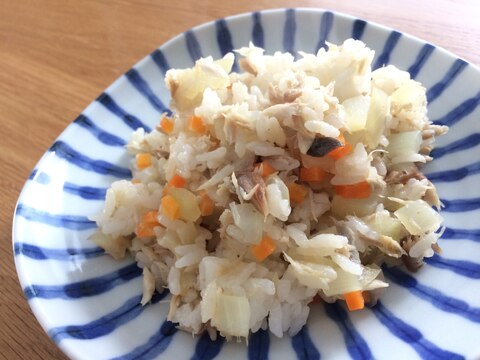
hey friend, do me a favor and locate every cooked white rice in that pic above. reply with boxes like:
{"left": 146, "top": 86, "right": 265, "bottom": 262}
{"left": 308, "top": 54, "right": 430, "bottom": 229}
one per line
{"left": 90, "top": 39, "right": 447, "bottom": 340}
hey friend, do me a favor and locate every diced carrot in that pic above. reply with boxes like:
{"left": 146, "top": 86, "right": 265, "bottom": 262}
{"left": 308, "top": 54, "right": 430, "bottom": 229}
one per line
{"left": 135, "top": 210, "right": 160, "bottom": 238}
{"left": 299, "top": 166, "right": 326, "bottom": 182}
{"left": 168, "top": 174, "right": 186, "bottom": 188}
{"left": 251, "top": 235, "right": 276, "bottom": 261}
{"left": 254, "top": 161, "right": 276, "bottom": 177}
{"left": 328, "top": 133, "right": 353, "bottom": 160}
{"left": 188, "top": 115, "right": 207, "bottom": 134}
{"left": 136, "top": 153, "right": 152, "bottom": 169}
{"left": 160, "top": 117, "right": 174, "bottom": 134}
{"left": 287, "top": 182, "right": 308, "bottom": 205}
{"left": 131, "top": 179, "right": 141, "bottom": 184}
{"left": 344, "top": 290, "right": 365, "bottom": 311}
{"left": 161, "top": 194, "right": 180, "bottom": 220}
{"left": 334, "top": 181, "right": 372, "bottom": 199}
{"left": 142, "top": 210, "right": 159, "bottom": 225}
{"left": 199, "top": 192, "right": 215, "bottom": 216}
{"left": 135, "top": 222, "right": 156, "bottom": 237}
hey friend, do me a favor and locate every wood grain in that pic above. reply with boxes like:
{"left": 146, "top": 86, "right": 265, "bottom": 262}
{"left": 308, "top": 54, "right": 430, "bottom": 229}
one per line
{"left": 0, "top": 1, "right": 478, "bottom": 359}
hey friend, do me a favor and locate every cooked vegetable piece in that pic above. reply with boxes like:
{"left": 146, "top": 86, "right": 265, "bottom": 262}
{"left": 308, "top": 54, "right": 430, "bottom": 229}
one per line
{"left": 328, "top": 133, "right": 353, "bottom": 160}
{"left": 287, "top": 182, "right": 308, "bottom": 205}
{"left": 199, "top": 192, "right": 215, "bottom": 216}
{"left": 344, "top": 291, "right": 365, "bottom": 311}
{"left": 394, "top": 200, "right": 443, "bottom": 235}
{"left": 230, "top": 202, "right": 264, "bottom": 244}
{"left": 251, "top": 235, "right": 276, "bottom": 261}
{"left": 161, "top": 194, "right": 180, "bottom": 220}
{"left": 189, "top": 115, "right": 207, "bottom": 134}
{"left": 136, "top": 153, "right": 152, "bottom": 169}
{"left": 342, "top": 95, "right": 370, "bottom": 131}
{"left": 299, "top": 166, "right": 326, "bottom": 182}
{"left": 365, "top": 87, "right": 389, "bottom": 148}
{"left": 142, "top": 210, "right": 159, "bottom": 225}
{"left": 168, "top": 174, "right": 186, "bottom": 188}
{"left": 334, "top": 181, "right": 372, "bottom": 199}
{"left": 160, "top": 117, "right": 174, "bottom": 134}
{"left": 135, "top": 222, "right": 156, "bottom": 237}
{"left": 215, "top": 294, "right": 250, "bottom": 337}
{"left": 167, "top": 187, "right": 201, "bottom": 222}
{"left": 255, "top": 161, "right": 277, "bottom": 177}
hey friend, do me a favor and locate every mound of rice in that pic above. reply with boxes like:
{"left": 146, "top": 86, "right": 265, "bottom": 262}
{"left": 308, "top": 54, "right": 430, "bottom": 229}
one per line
{"left": 90, "top": 39, "right": 447, "bottom": 340}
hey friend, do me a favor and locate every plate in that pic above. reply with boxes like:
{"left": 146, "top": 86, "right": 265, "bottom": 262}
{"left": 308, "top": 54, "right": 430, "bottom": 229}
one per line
{"left": 13, "top": 8, "right": 480, "bottom": 360}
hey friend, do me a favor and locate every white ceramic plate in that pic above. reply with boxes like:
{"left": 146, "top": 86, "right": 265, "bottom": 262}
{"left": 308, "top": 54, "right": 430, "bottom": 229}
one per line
{"left": 13, "top": 8, "right": 480, "bottom": 360}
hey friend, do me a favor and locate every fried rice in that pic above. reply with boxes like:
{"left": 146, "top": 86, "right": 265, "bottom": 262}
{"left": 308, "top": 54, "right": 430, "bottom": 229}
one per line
{"left": 89, "top": 39, "right": 447, "bottom": 340}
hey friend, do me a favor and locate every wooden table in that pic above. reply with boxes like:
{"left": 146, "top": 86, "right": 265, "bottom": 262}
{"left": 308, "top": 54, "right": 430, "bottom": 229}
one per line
{"left": 1, "top": 0, "right": 478, "bottom": 358}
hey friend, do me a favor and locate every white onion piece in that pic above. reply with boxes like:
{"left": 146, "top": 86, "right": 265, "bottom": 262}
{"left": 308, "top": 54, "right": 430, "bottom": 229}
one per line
{"left": 214, "top": 293, "right": 250, "bottom": 337}
{"left": 230, "top": 202, "right": 264, "bottom": 244}
{"left": 394, "top": 200, "right": 443, "bottom": 235}
{"left": 283, "top": 253, "right": 336, "bottom": 289}
{"left": 331, "top": 253, "right": 363, "bottom": 275}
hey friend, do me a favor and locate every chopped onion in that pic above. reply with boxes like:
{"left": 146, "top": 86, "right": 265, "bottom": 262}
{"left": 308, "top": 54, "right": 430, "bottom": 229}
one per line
{"left": 394, "top": 199, "right": 443, "bottom": 235}
{"left": 365, "top": 87, "right": 389, "bottom": 148}
{"left": 366, "top": 208, "right": 407, "bottom": 241}
{"left": 342, "top": 95, "right": 370, "bottom": 132}
{"left": 331, "top": 253, "right": 363, "bottom": 275}
{"left": 283, "top": 253, "right": 336, "bottom": 289}
{"left": 198, "top": 256, "right": 229, "bottom": 289}
{"left": 89, "top": 232, "right": 129, "bottom": 260}
{"left": 331, "top": 195, "right": 379, "bottom": 218}
{"left": 386, "top": 131, "right": 423, "bottom": 164}
{"left": 176, "top": 221, "right": 198, "bottom": 244}
{"left": 167, "top": 187, "right": 201, "bottom": 222}
{"left": 323, "top": 265, "right": 381, "bottom": 296}
{"left": 214, "top": 293, "right": 250, "bottom": 337}
{"left": 230, "top": 202, "right": 264, "bottom": 244}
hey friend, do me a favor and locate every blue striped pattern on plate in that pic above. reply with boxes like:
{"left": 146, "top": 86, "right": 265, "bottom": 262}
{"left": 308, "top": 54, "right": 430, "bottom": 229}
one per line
{"left": 12, "top": 8, "right": 480, "bottom": 360}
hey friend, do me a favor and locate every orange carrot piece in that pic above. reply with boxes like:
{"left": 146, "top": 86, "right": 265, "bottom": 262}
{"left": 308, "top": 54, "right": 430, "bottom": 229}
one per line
{"left": 287, "top": 182, "right": 308, "bottom": 205}
{"left": 168, "top": 174, "right": 186, "bottom": 188}
{"left": 131, "top": 179, "right": 141, "bottom": 184}
{"left": 261, "top": 162, "right": 277, "bottom": 177}
{"left": 160, "top": 117, "right": 174, "bottom": 134}
{"left": 199, "top": 192, "right": 215, "bottom": 216}
{"left": 135, "top": 210, "right": 160, "bottom": 237}
{"left": 251, "top": 235, "right": 276, "bottom": 261}
{"left": 161, "top": 194, "right": 180, "bottom": 220}
{"left": 344, "top": 291, "right": 365, "bottom": 311}
{"left": 142, "top": 210, "right": 159, "bottom": 225}
{"left": 135, "top": 222, "right": 156, "bottom": 237}
{"left": 334, "top": 181, "right": 372, "bottom": 199}
{"left": 299, "top": 166, "right": 326, "bottom": 182}
{"left": 188, "top": 115, "right": 207, "bottom": 134}
{"left": 136, "top": 153, "right": 152, "bottom": 169}
{"left": 328, "top": 133, "right": 353, "bottom": 160}
{"left": 255, "top": 161, "right": 276, "bottom": 177}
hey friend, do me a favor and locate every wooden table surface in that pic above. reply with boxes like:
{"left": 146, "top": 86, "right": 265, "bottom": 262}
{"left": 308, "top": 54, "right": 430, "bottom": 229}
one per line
{"left": 1, "top": 0, "right": 479, "bottom": 359}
